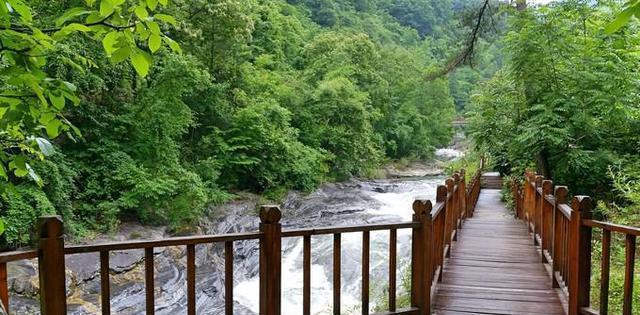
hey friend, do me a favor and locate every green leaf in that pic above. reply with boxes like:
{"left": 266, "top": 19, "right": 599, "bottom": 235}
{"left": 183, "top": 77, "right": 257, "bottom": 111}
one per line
{"left": 605, "top": 6, "right": 636, "bottom": 34}
{"left": 27, "top": 164, "right": 42, "bottom": 186}
{"left": 46, "top": 119, "right": 63, "bottom": 138}
{"left": 6, "top": 0, "right": 31, "bottom": 22}
{"left": 134, "top": 5, "right": 148, "bottom": 20}
{"left": 146, "top": 0, "right": 158, "bottom": 10}
{"left": 0, "top": 218, "right": 7, "bottom": 236}
{"left": 39, "top": 112, "right": 56, "bottom": 124}
{"left": 163, "top": 37, "right": 181, "bottom": 54}
{"left": 148, "top": 34, "right": 161, "bottom": 53}
{"left": 0, "top": 107, "right": 8, "bottom": 119}
{"left": 35, "top": 137, "right": 55, "bottom": 156}
{"left": 8, "top": 155, "right": 26, "bottom": 176}
{"left": 49, "top": 93, "right": 65, "bottom": 110}
{"left": 54, "top": 23, "right": 92, "bottom": 39}
{"left": 130, "top": 49, "right": 152, "bottom": 77}
{"left": 154, "top": 14, "right": 176, "bottom": 26}
{"left": 158, "top": 0, "right": 168, "bottom": 6}
{"left": 55, "top": 7, "right": 91, "bottom": 26}
{"left": 146, "top": 20, "right": 160, "bottom": 34}
{"left": 100, "top": 0, "right": 115, "bottom": 17}
{"left": 102, "top": 31, "right": 120, "bottom": 54}
{"left": 110, "top": 46, "right": 130, "bottom": 63}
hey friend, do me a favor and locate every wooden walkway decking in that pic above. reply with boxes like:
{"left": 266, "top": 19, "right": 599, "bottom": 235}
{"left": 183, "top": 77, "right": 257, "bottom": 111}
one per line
{"left": 434, "top": 189, "right": 566, "bottom": 315}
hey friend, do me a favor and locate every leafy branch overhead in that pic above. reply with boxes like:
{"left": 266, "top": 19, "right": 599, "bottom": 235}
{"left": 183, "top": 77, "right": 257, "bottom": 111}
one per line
{"left": 605, "top": 0, "right": 640, "bottom": 34}
{"left": 0, "top": 0, "right": 179, "bottom": 185}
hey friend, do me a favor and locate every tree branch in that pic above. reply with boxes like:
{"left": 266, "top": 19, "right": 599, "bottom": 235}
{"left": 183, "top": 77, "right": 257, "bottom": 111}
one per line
{"left": 426, "top": 0, "right": 490, "bottom": 81}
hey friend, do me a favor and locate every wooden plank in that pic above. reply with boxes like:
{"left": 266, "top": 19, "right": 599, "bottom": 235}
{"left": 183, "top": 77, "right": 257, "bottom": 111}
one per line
{"left": 224, "top": 242, "right": 233, "bottom": 315}
{"left": 389, "top": 229, "right": 397, "bottom": 312}
{"left": 100, "top": 251, "right": 110, "bottom": 315}
{"left": 187, "top": 244, "right": 196, "bottom": 315}
{"left": 362, "top": 231, "right": 370, "bottom": 315}
{"left": 0, "top": 262, "right": 8, "bottom": 312}
{"left": 600, "top": 230, "right": 611, "bottom": 315}
{"left": 623, "top": 234, "right": 636, "bottom": 315}
{"left": 145, "top": 248, "right": 154, "bottom": 315}
{"left": 303, "top": 235, "right": 311, "bottom": 315}
{"left": 434, "top": 188, "right": 565, "bottom": 315}
{"left": 333, "top": 233, "right": 341, "bottom": 315}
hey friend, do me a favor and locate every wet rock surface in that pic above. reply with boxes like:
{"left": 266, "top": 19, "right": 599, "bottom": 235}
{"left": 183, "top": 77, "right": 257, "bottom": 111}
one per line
{"left": 9, "top": 173, "right": 448, "bottom": 314}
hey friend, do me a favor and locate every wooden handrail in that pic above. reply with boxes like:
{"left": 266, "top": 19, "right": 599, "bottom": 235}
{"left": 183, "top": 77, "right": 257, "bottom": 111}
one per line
{"left": 513, "top": 171, "right": 639, "bottom": 315}
{"left": 0, "top": 167, "right": 483, "bottom": 314}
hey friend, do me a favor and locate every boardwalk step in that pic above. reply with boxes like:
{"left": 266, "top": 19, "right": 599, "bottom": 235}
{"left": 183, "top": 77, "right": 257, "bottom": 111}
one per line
{"left": 433, "top": 188, "right": 565, "bottom": 315}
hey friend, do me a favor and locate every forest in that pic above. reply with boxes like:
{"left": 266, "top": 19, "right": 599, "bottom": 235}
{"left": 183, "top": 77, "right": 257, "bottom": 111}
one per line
{"left": 1, "top": 0, "right": 640, "bottom": 313}
{"left": 0, "top": 0, "right": 503, "bottom": 246}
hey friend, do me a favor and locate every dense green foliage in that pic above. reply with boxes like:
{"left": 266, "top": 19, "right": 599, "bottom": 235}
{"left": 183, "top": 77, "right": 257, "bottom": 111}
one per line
{"left": 468, "top": 1, "right": 640, "bottom": 313}
{"left": 0, "top": 0, "right": 493, "bottom": 246}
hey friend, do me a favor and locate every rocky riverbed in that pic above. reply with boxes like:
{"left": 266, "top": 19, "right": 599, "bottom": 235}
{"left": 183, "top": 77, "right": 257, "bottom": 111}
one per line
{"left": 7, "top": 154, "right": 460, "bottom": 314}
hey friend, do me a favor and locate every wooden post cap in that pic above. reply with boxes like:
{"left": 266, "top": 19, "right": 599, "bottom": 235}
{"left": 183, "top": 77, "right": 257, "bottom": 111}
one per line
{"left": 535, "top": 175, "right": 544, "bottom": 186}
{"left": 542, "top": 180, "right": 553, "bottom": 194}
{"left": 37, "top": 216, "right": 64, "bottom": 238}
{"left": 554, "top": 186, "right": 568, "bottom": 204}
{"left": 259, "top": 206, "right": 282, "bottom": 224}
{"left": 436, "top": 185, "right": 447, "bottom": 203}
{"left": 453, "top": 173, "right": 460, "bottom": 183}
{"left": 413, "top": 199, "right": 432, "bottom": 216}
{"left": 572, "top": 196, "right": 592, "bottom": 213}
{"left": 446, "top": 178, "right": 454, "bottom": 190}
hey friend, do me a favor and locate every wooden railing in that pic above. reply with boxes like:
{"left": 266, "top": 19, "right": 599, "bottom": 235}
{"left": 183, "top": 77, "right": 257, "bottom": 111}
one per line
{"left": 512, "top": 171, "right": 639, "bottom": 315}
{"left": 0, "top": 168, "right": 482, "bottom": 315}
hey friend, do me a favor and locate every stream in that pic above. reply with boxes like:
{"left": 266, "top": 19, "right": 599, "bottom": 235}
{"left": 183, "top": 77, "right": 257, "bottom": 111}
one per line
{"left": 7, "top": 165, "right": 452, "bottom": 315}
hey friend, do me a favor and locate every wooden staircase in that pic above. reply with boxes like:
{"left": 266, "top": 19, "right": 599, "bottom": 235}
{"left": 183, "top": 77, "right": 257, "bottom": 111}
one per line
{"left": 481, "top": 171, "right": 503, "bottom": 189}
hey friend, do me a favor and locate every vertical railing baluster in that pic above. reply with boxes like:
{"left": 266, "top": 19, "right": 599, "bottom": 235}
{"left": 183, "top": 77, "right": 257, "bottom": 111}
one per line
{"left": 622, "top": 234, "right": 636, "bottom": 315}
{"left": 187, "top": 244, "right": 196, "bottom": 315}
{"left": 411, "top": 199, "right": 432, "bottom": 315}
{"left": 333, "top": 233, "right": 341, "bottom": 315}
{"left": 38, "top": 216, "right": 67, "bottom": 315}
{"left": 224, "top": 241, "right": 233, "bottom": 315}
{"left": 568, "top": 196, "right": 592, "bottom": 315}
{"left": 259, "top": 206, "right": 282, "bottom": 315}
{"left": 552, "top": 186, "right": 567, "bottom": 288}
{"left": 388, "top": 229, "right": 397, "bottom": 312}
{"left": 100, "top": 251, "right": 110, "bottom": 315}
{"left": 145, "top": 247, "right": 155, "bottom": 315}
{"left": 459, "top": 170, "right": 467, "bottom": 219}
{"left": 362, "top": 231, "right": 370, "bottom": 315}
{"left": 0, "top": 262, "right": 8, "bottom": 312}
{"left": 446, "top": 179, "right": 456, "bottom": 242}
{"left": 436, "top": 185, "right": 447, "bottom": 281}
{"left": 303, "top": 235, "right": 311, "bottom": 315}
{"left": 600, "top": 230, "right": 611, "bottom": 315}
{"left": 541, "top": 180, "right": 553, "bottom": 262}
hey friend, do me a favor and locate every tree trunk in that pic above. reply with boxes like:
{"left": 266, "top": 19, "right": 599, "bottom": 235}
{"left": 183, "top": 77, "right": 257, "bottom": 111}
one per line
{"left": 536, "top": 149, "right": 551, "bottom": 179}
{"left": 516, "top": 0, "right": 526, "bottom": 11}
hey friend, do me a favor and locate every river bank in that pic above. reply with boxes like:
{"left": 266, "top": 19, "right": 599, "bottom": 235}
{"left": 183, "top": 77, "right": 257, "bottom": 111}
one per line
{"left": 6, "top": 149, "right": 463, "bottom": 314}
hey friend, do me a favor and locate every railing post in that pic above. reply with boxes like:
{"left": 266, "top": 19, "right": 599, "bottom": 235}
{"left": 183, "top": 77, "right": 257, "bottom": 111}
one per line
{"left": 38, "top": 216, "right": 67, "bottom": 315}
{"left": 436, "top": 185, "right": 448, "bottom": 269}
{"left": 552, "top": 186, "right": 568, "bottom": 288}
{"left": 568, "top": 196, "right": 592, "bottom": 315}
{"left": 446, "top": 179, "right": 456, "bottom": 242}
{"left": 541, "top": 180, "right": 553, "bottom": 263}
{"left": 534, "top": 175, "right": 543, "bottom": 245}
{"left": 459, "top": 170, "right": 467, "bottom": 219}
{"left": 411, "top": 199, "right": 432, "bottom": 315}
{"left": 453, "top": 173, "right": 462, "bottom": 230}
{"left": 439, "top": 185, "right": 452, "bottom": 259}
{"left": 259, "top": 206, "right": 282, "bottom": 315}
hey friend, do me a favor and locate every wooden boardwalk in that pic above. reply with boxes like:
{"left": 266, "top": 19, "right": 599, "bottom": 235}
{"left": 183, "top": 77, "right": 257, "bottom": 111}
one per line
{"left": 434, "top": 189, "right": 566, "bottom": 315}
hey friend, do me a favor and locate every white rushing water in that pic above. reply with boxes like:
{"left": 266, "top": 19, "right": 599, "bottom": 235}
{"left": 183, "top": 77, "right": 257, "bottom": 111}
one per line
{"left": 234, "top": 176, "right": 445, "bottom": 314}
